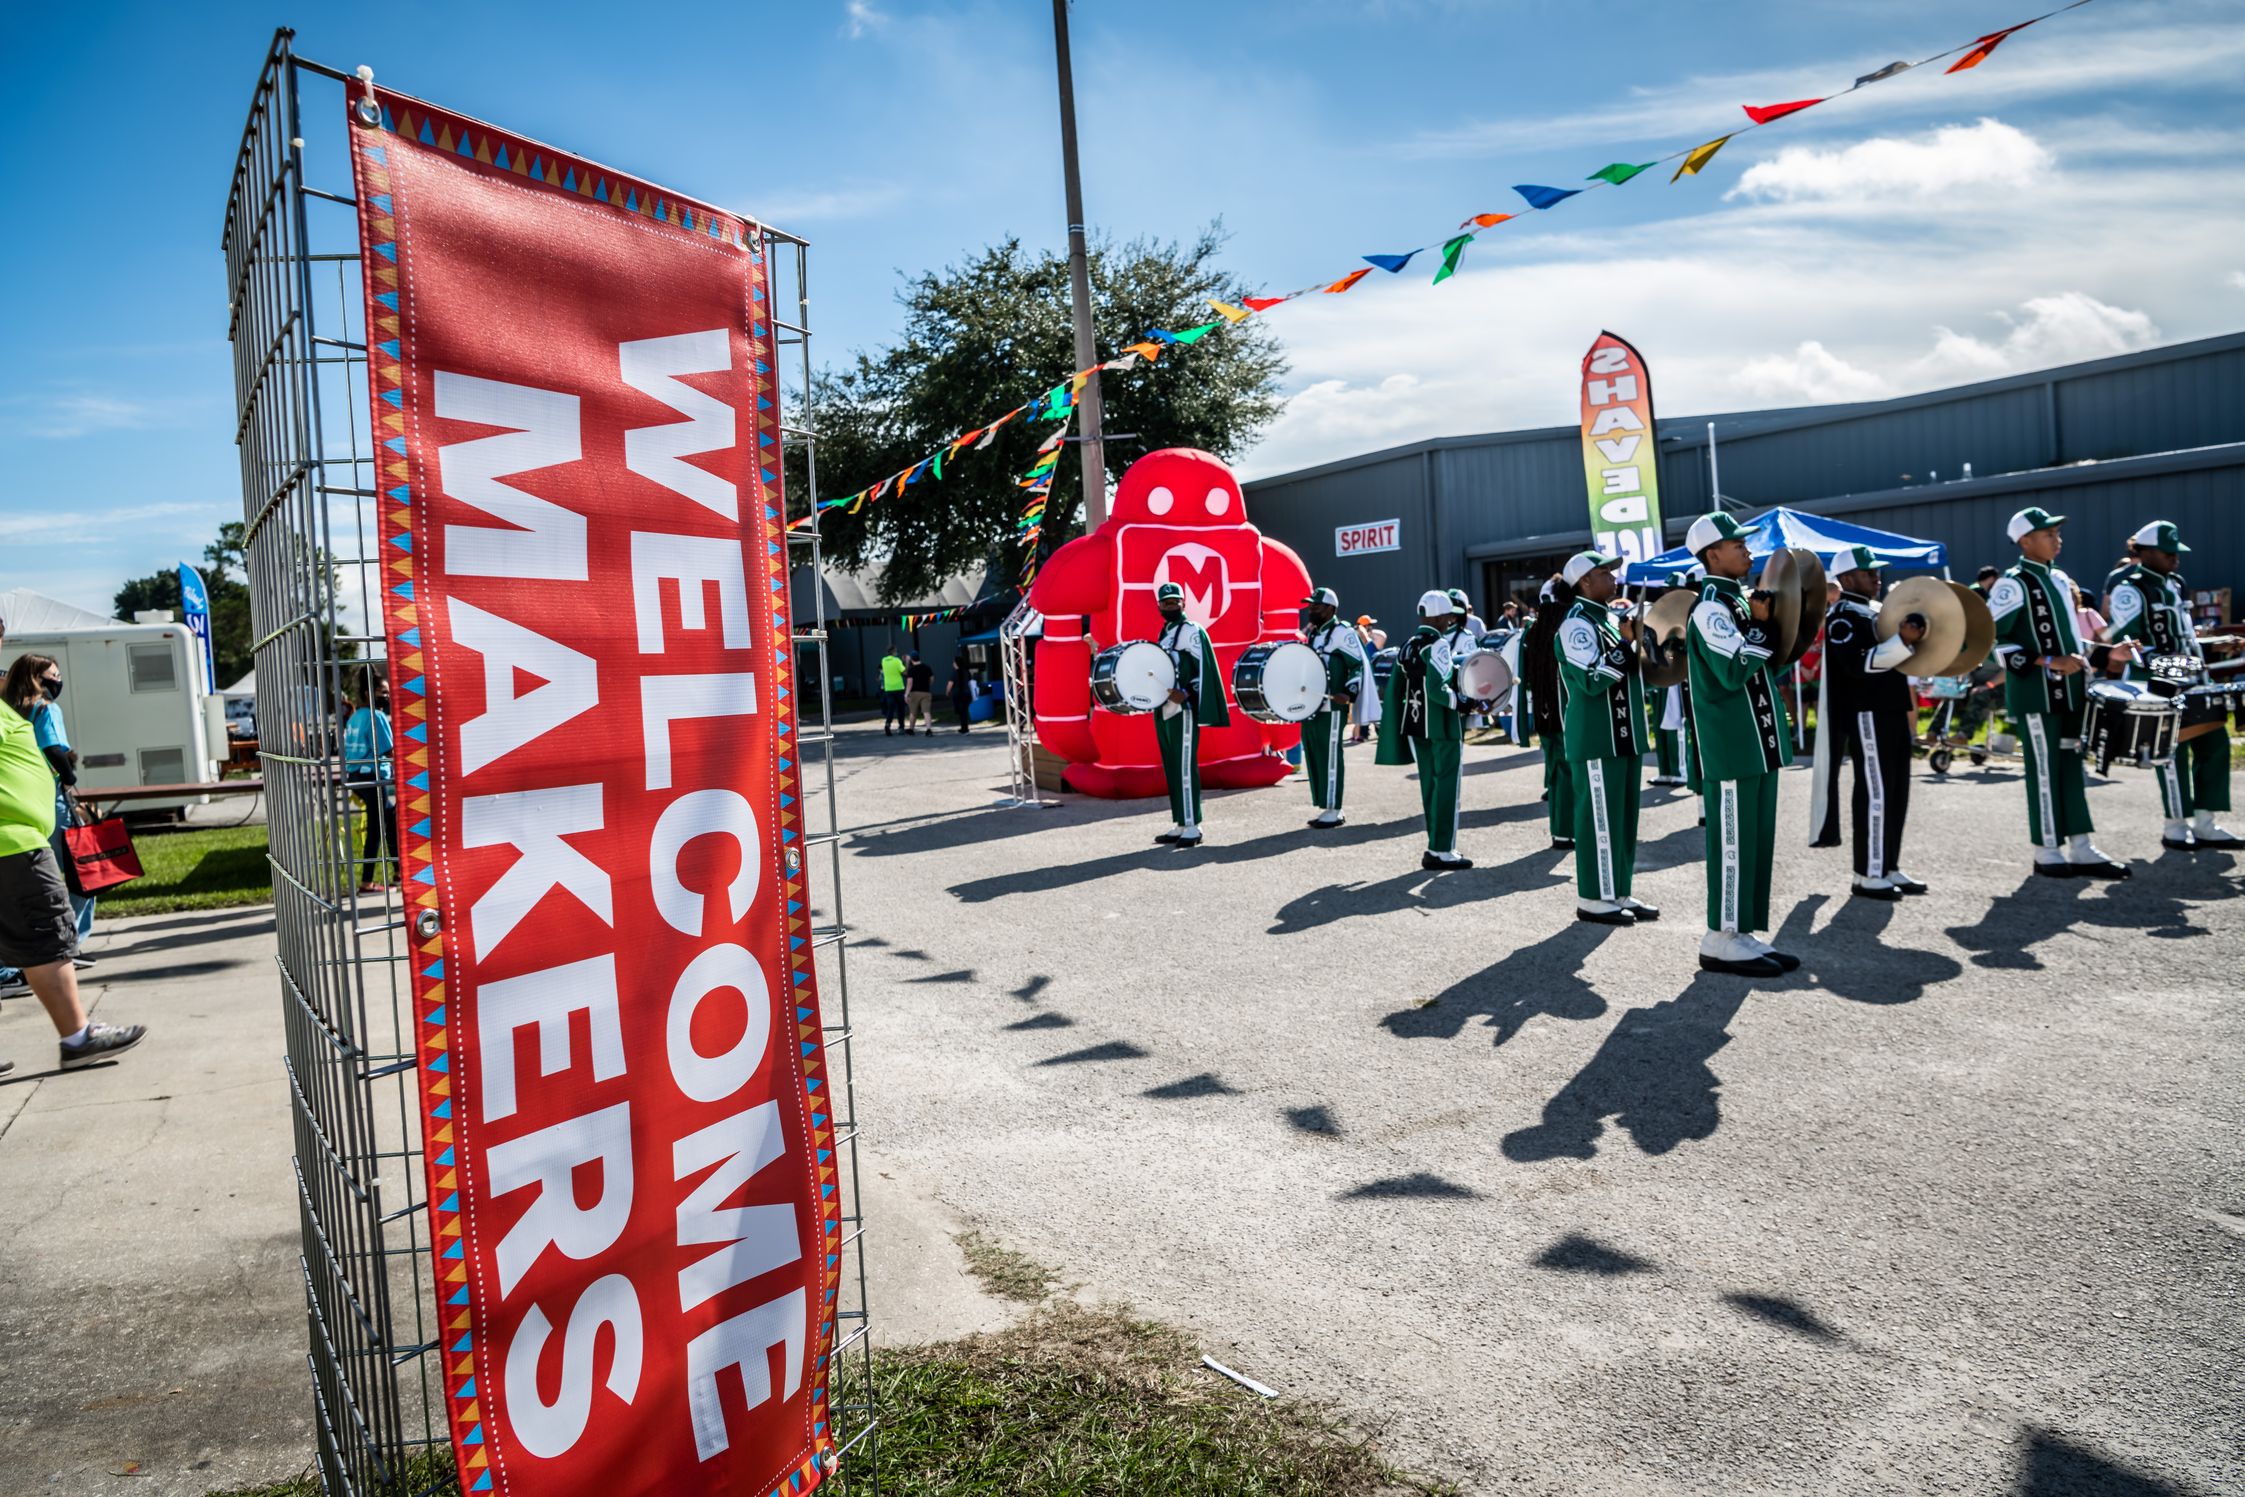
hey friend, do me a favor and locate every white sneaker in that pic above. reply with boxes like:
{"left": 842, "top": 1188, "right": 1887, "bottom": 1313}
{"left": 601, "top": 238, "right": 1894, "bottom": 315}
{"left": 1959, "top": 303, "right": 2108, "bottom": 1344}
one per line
{"left": 1853, "top": 874, "right": 1901, "bottom": 900}
{"left": 1576, "top": 898, "right": 1635, "bottom": 926}
{"left": 2191, "top": 815, "right": 2241, "bottom": 846}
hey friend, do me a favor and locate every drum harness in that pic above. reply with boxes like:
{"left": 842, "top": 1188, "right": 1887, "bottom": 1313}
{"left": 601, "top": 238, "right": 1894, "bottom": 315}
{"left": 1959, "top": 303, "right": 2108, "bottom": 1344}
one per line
{"left": 1156, "top": 617, "right": 1199, "bottom": 717}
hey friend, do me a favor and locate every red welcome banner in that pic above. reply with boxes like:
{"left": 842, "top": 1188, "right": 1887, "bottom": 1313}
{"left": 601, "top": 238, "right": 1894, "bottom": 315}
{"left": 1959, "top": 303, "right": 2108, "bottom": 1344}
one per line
{"left": 349, "top": 86, "right": 839, "bottom": 1497}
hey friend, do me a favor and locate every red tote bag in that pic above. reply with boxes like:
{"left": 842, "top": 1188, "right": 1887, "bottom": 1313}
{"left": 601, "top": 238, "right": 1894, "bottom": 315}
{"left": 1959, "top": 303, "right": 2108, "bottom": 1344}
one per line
{"left": 63, "top": 814, "right": 143, "bottom": 894}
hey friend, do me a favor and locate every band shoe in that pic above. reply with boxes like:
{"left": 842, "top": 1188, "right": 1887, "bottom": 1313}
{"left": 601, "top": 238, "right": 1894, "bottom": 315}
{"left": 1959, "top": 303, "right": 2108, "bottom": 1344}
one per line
{"left": 1173, "top": 833, "right": 1204, "bottom": 850}
{"left": 2190, "top": 823, "right": 2242, "bottom": 847}
{"left": 1740, "top": 934, "right": 1802, "bottom": 971}
{"left": 2032, "top": 859, "right": 2076, "bottom": 879}
{"left": 1306, "top": 815, "right": 1344, "bottom": 829}
{"left": 1852, "top": 877, "right": 1903, "bottom": 901}
{"left": 1620, "top": 897, "right": 1660, "bottom": 921}
{"left": 1421, "top": 852, "right": 1473, "bottom": 871}
{"left": 1154, "top": 831, "right": 1183, "bottom": 845}
{"left": 1575, "top": 901, "right": 1635, "bottom": 926}
{"left": 2161, "top": 834, "right": 2197, "bottom": 851}
{"left": 1550, "top": 837, "right": 1575, "bottom": 850}
{"left": 2069, "top": 858, "right": 2130, "bottom": 880}
{"left": 1698, "top": 932, "right": 1783, "bottom": 977}
{"left": 1888, "top": 872, "right": 1928, "bottom": 894}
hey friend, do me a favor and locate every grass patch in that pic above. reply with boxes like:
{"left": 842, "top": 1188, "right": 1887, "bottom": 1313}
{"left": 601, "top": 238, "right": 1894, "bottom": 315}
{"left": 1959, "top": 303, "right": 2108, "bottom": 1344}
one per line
{"left": 207, "top": 1449, "right": 456, "bottom": 1496}
{"left": 955, "top": 1230, "right": 1061, "bottom": 1303}
{"left": 849, "top": 1300, "right": 1452, "bottom": 1496}
{"left": 103, "top": 822, "right": 274, "bottom": 917}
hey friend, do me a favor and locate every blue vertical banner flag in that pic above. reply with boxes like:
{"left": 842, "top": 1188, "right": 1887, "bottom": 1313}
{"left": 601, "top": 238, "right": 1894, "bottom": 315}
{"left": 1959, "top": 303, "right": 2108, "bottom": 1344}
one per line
{"left": 178, "top": 564, "right": 216, "bottom": 693}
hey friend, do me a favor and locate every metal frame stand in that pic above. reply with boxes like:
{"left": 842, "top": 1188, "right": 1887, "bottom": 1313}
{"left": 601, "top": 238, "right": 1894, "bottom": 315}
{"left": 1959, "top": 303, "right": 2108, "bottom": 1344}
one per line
{"left": 221, "top": 29, "right": 875, "bottom": 1493}
{"left": 998, "top": 597, "right": 1049, "bottom": 807}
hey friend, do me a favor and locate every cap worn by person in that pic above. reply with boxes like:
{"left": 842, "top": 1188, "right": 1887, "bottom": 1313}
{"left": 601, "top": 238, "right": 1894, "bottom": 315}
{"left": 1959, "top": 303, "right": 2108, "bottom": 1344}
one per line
{"left": 1447, "top": 588, "right": 1472, "bottom": 610}
{"left": 1685, "top": 511, "right": 1753, "bottom": 557}
{"left": 2129, "top": 519, "right": 2189, "bottom": 553}
{"left": 1831, "top": 544, "right": 1888, "bottom": 575}
{"left": 1356, "top": 614, "right": 1376, "bottom": 628}
{"left": 2005, "top": 506, "right": 2065, "bottom": 543}
{"left": 1156, "top": 581, "right": 1186, "bottom": 604}
{"left": 1302, "top": 586, "right": 1340, "bottom": 607}
{"left": 1560, "top": 550, "right": 1621, "bottom": 586}
{"left": 1417, "top": 589, "right": 1454, "bottom": 617}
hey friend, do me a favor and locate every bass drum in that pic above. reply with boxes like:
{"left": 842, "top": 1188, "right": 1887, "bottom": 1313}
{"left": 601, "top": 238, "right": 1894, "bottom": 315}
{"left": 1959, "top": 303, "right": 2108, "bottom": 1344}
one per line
{"left": 1090, "top": 640, "right": 1176, "bottom": 715}
{"left": 1233, "top": 641, "right": 1327, "bottom": 724}
{"left": 1456, "top": 647, "right": 1513, "bottom": 705}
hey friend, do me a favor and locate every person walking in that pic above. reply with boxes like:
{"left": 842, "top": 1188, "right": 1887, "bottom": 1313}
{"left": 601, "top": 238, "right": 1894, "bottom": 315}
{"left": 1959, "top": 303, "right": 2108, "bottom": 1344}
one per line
{"left": 1378, "top": 590, "right": 1470, "bottom": 870}
{"left": 1684, "top": 513, "right": 1798, "bottom": 977}
{"left": 945, "top": 655, "right": 976, "bottom": 734}
{"left": 878, "top": 647, "right": 907, "bottom": 736}
{"left": 341, "top": 680, "right": 398, "bottom": 895}
{"left": 1555, "top": 553, "right": 1656, "bottom": 924}
{"left": 903, "top": 654, "right": 935, "bottom": 735}
{"left": 0, "top": 657, "right": 146, "bottom": 1077}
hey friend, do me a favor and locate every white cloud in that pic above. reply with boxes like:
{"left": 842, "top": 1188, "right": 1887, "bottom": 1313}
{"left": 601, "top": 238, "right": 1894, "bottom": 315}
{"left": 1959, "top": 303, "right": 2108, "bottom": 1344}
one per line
{"left": 844, "top": 1, "right": 890, "bottom": 40}
{"left": 1392, "top": 12, "right": 2245, "bottom": 160}
{"left": 1728, "top": 119, "right": 2051, "bottom": 202}
{"left": 755, "top": 183, "right": 908, "bottom": 225}
{"left": 1734, "top": 341, "right": 1891, "bottom": 403}
{"left": 1910, "top": 293, "right": 2160, "bottom": 384}
{"left": 4, "top": 391, "right": 208, "bottom": 440}
{"left": 2228, "top": 270, "right": 2245, "bottom": 292}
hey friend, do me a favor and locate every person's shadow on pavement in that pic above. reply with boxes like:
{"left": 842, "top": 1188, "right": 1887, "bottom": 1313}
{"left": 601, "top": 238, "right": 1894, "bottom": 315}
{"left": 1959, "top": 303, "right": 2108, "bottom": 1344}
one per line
{"left": 1379, "top": 921, "right": 1618, "bottom": 1047}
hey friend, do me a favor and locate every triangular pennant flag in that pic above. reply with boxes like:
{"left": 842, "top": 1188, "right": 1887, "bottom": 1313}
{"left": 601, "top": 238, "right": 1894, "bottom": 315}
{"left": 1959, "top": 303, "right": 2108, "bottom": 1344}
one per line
{"left": 1362, "top": 251, "right": 1420, "bottom": 274}
{"left": 1323, "top": 268, "right": 1372, "bottom": 294}
{"left": 1586, "top": 162, "right": 1651, "bottom": 186}
{"left": 1459, "top": 212, "right": 1515, "bottom": 229}
{"left": 1671, "top": 135, "right": 1733, "bottom": 182}
{"left": 1512, "top": 183, "right": 1581, "bottom": 210}
{"left": 1242, "top": 295, "right": 1290, "bottom": 311}
{"left": 1742, "top": 97, "right": 1824, "bottom": 124}
{"left": 1123, "top": 339, "right": 1165, "bottom": 360}
{"left": 1432, "top": 233, "right": 1472, "bottom": 285}
{"left": 1947, "top": 21, "right": 2033, "bottom": 73}
{"left": 1208, "top": 300, "right": 1250, "bottom": 322}
{"left": 1854, "top": 60, "right": 1911, "bottom": 88}
{"left": 1169, "top": 320, "right": 1223, "bottom": 345}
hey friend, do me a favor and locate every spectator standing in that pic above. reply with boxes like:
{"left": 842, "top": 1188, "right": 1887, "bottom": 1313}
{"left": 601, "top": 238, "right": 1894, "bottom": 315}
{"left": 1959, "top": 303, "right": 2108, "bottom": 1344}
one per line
{"left": 945, "top": 656, "right": 975, "bottom": 734}
{"left": 0, "top": 654, "right": 146, "bottom": 1076}
{"left": 878, "top": 648, "right": 907, "bottom": 736}
{"left": 26, "top": 657, "right": 96, "bottom": 960}
{"left": 342, "top": 680, "right": 397, "bottom": 895}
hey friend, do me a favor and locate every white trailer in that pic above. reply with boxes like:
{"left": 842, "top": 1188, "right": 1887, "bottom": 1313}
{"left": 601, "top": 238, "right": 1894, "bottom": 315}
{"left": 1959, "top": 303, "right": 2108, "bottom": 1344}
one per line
{"left": 1, "top": 590, "right": 226, "bottom": 816}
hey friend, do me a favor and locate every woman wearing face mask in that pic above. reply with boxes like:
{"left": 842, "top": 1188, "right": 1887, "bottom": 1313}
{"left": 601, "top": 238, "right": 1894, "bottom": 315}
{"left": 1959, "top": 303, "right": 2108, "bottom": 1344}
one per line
{"left": 341, "top": 679, "right": 399, "bottom": 896}
{"left": 1, "top": 657, "right": 97, "bottom": 960}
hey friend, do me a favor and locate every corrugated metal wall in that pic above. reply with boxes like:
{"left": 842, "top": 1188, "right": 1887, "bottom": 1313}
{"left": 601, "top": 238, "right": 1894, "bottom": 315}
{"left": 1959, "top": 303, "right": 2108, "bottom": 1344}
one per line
{"left": 1246, "top": 332, "right": 2245, "bottom": 628}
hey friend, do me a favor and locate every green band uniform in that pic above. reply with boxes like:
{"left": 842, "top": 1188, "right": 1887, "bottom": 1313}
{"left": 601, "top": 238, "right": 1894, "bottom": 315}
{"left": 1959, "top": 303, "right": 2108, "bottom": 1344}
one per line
{"left": 1155, "top": 614, "right": 1229, "bottom": 828}
{"left": 1557, "top": 597, "right": 1645, "bottom": 901}
{"left": 1378, "top": 625, "right": 1464, "bottom": 853}
{"left": 1987, "top": 559, "right": 2094, "bottom": 850}
{"left": 1688, "top": 576, "right": 1793, "bottom": 932}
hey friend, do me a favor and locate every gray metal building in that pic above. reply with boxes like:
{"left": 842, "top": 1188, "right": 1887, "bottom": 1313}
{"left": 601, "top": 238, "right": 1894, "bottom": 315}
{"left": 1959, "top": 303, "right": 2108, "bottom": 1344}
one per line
{"left": 1242, "top": 331, "right": 2245, "bottom": 630}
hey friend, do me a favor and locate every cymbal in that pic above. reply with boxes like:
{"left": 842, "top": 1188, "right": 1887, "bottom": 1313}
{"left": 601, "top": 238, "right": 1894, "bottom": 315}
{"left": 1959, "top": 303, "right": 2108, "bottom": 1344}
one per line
{"left": 1783, "top": 549, "right": 1829, "bottom": 671}
{"left": 1938, "top": 581, "right": 1996, "bottom": 677}
{"left": 1640, "top": 588, "right": 1694, "bottom": 687}
{"left": 1758, "top": 548, "right": 1807, "bottom": 667}
{"left": 1879, "top": 576, "right": 1966, "bottom": 676}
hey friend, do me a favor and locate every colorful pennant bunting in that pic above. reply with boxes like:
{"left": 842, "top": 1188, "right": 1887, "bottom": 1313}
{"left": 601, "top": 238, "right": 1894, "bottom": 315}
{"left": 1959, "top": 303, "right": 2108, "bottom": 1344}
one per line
{"left": 1672, "top": 135, "right": 1733, "bottom": 182}
{"left": 1363, "top": 251, "right": 1421, "bottom": 274}
{"left": 1586, "top": 163, "right": 1652, "bottom": 186}
{"left": 1432, "top": 234, "right": 1472, "bottom": 286}
{"left": 1513, "top": 183, "right": 1582, "bottom": 210}
{"left": 1742, "top": 97, "right": 1825, "bottom": 124}
{"left": 1460, "top": 212, "right": 1517, "bottom": 229}
{"left": 1948, "top": 21, "right": 2034, "bottom": 72}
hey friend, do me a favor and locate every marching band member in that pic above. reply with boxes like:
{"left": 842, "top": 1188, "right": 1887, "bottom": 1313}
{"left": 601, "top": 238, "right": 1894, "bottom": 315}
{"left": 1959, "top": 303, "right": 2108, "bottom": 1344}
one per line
{"left": 1648, "top": 568, "right": 1695, "bottom": 788}
{"left": 1555, "top": 552, "right": 1657, "bottom": 925}
{"left": 1151, "top": 580, "right": 1228, "bottom": 850}
{"left": 1987, "top": 509, "right": 2129, "bottom": 879}
{"left": 2107, "top": 520, "right": 2243, "bottom": 850}
{"left": 1810, "top": 545, "right": 1929, "bottom": 898}
{"left": 1378, "top": 590, "right": 1471, "bottom": 870}
{"left": 1300, "top": 586, "right": 1372, "bottom": 829}
{"left": 1685, "top": 513, "right": 1799, "bottom": 977}
{"left": 1522, "top": 578, "right": 1576, "bottom": 850}
{"left": 1444, "top": 588, "right": 1488, "bottom": 730}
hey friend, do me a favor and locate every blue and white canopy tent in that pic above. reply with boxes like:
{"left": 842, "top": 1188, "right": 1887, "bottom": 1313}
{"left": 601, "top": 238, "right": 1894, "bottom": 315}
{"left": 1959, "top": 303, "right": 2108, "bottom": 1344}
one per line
{"left": 1622, "top": 505, "right": 1946, "bottom": 585}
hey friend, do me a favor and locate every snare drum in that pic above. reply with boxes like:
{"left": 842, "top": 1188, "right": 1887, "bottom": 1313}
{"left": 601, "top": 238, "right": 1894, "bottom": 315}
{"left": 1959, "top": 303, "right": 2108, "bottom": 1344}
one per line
{"left": 1455, "top": 647, "right": 1513, "bottom": 705}
{"left": 1090, "top": 640, "right": 1176, "bottom": 715}
{"left": 2180, "top": 682, "right": 2240, "bottom": 742}
{"left": 1232, "top": 641, "right": 1327, "bottom": 724}
{"left": 2082, "top": 680, "right": 2178, "bottom": 772}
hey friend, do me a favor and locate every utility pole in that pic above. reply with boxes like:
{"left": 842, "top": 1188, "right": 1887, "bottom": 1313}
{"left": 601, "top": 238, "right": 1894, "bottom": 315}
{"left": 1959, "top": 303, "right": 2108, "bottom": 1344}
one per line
{"left": 1706, "top": 420, "right": 1723, "bottom": 510}
{"left": 1051, "top": 0, "right": 1107, "bottom": 525}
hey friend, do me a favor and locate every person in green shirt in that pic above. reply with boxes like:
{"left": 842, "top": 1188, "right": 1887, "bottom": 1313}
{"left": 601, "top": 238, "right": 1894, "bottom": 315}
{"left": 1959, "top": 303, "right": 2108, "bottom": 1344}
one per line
{"left": 2106, "top": 519, "right": 2243, "bottom": 851}
{"left": 1378, "top": 590, "right": 1471, "bottom": 869}
{"left": 1683, "top": 513, "right": 1798, "bottom": 978}
{"left": 1987, "top": 507, "right": 2129, "bottom": 879}
{"left": 0, "top": 654, "right": 147, "bottom": 1076}
{"left": 1299, "top": 586, "right": 1371, "bottom": 829}
{"left": 1151, "top": 581, "right": 1229, "bottom": 849}
{"left": 1554, "top": 551, "right": 1658, "bottom": 926}
{"left": 878, "top": 648, "right": 907, "bottom": 737}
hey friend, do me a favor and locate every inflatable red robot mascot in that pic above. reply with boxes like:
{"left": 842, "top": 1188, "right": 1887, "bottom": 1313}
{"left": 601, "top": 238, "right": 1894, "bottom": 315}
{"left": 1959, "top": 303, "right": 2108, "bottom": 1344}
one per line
{"left": 1029, "top": 447, "right": 1313, "bottom": 798}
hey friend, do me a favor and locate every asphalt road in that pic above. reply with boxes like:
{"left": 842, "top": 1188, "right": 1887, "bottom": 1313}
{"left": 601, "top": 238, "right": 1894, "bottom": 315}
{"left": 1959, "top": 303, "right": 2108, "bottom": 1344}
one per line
{"left": 816, "top": 719, "right": 2244, "bottom": 1496}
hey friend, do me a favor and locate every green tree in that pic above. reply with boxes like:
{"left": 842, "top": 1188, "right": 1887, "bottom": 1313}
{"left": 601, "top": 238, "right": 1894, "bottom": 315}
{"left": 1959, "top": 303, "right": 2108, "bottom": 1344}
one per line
{"left": 112, "top": 526, "right": 256, "bottom": 689}
{"left": 794, "top": 228, "right": 1287, "bottom": 604}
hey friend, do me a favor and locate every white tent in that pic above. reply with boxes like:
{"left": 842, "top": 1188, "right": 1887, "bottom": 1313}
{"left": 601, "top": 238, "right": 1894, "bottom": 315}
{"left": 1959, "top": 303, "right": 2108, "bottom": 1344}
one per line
{"left": 0, "top": 587, "right": 118, "bottom": 634}
{"left": 222, "top": 669, "right": 256, "bottom": 698}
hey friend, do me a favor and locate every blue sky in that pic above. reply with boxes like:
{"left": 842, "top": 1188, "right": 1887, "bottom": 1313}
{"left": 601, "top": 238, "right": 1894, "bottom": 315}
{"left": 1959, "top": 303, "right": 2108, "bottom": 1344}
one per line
{"left": 4, "top": 0, "right": 2241, "bottom": 614}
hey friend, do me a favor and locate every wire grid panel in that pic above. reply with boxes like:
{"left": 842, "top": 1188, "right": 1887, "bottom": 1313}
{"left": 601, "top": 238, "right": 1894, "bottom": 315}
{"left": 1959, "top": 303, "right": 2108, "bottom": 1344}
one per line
{"left": 221, "top": 31, "right": 875, "bottom": 1495}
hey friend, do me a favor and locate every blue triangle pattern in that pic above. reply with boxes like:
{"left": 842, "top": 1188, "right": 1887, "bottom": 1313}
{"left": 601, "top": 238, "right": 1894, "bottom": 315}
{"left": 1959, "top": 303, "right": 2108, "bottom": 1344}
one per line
{"left": 417, "top": 121, "right": 435, "bottom": 145}
{"left": 377, "top": 292, "right": 399, "bottom": 310}
{"left": 441, "top": 1192, "right": 459, "bottom": 1213}
{"left": 374, "top": 242, "right": 397, "bottom": 263}
{"left": 402, "top": 675, "right": 426, "bottom": 695}
{"left": 367, "top": 142, "right": 388, "bottom": 163}
{"left": 795, "top": 1004, "right": 810, "bottom": 1019}
{"left": 427, "top": 1006, "right": 446, "bottom": 1028}
{"left": 494, "top": 146, "right": 509, "bottom": 170}
{"left": 429, "top": 1053, "right": 448, "bottom": 1073}
{"left": 394, "top": 581, "right": 415, "bottom": 600}
{"left": 455, "top": 133, "right": 474, "bottom": 158}
{"left": 459, "top": 1377, "right": 477, "bottom": 1399}
{"left": 400, "top": 627, "right": 421, "bottom": 647}
{"left": 423, "top": 960, "right": 443, "bottom": 980}
{"left": 404, "top": 720, "right": 427, "bottom": 740}
{"left": 415, "top": 864, "right": 437, "bottom": 885}
{"left": 408, "top": 771, "right": 429, "bottom": 790}
{"left": 385, "top": 436, "right": 408, "bottom": 454}
{"left": 390, "top": 532, "right": 410, "bottom": 550}
{"left": 472, "top": 1473, "right": 491, "bottom": 1492}
{"left": 381, "top": 388, "right": 403, "bottom": 408}
{"left": 413, "top": 817, "right": 431, "bottom": 838}
{"left": 377, "top": 339, "right": 401, "bottom": 358}
{"left": 448, "top": 1286, "right": 469, "bottom": 1305}
{"left": 388, "top": 485, "right": 409, "bottom": 502}
{"left": 463, "top": 1418, "right": 482, "bottom": 1441}
{"left": 443, "top": 1238, "right": 462, "bottom": 1258}
{"left": 433, "top": 1098, "right": 451, "bottom": 1118}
